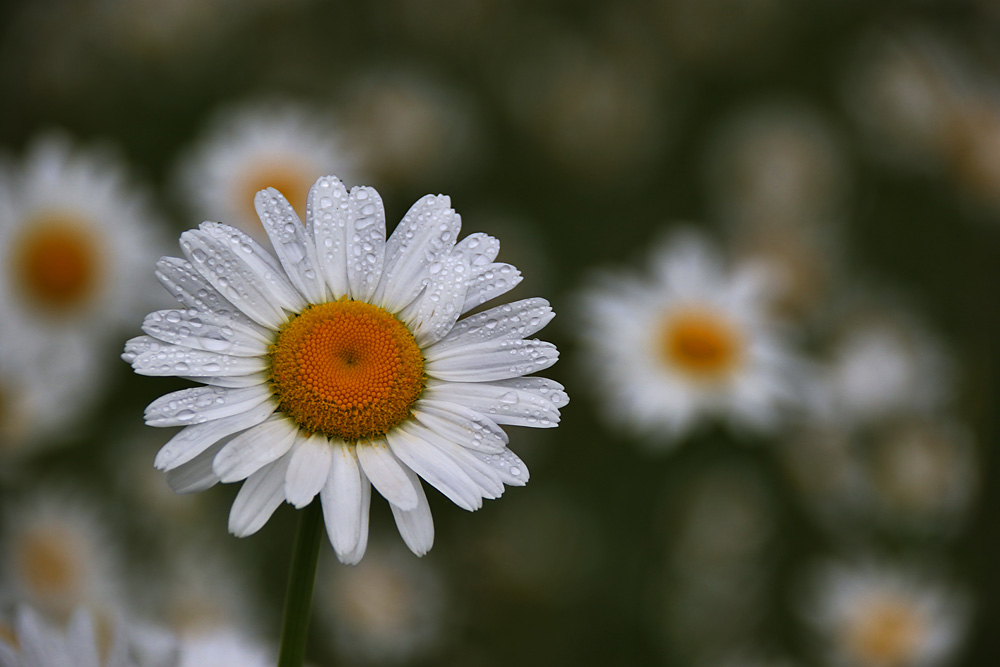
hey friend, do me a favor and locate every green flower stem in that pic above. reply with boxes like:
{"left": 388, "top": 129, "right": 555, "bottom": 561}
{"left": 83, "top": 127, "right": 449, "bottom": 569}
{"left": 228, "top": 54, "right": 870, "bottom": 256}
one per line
{"left": 278, "top": 499, "right": 324, "bottom": 667}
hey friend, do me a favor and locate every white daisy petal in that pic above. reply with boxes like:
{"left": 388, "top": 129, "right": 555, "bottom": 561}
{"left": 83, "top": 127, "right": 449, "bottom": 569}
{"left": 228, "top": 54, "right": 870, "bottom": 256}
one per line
{"left": 185, "top": 372, "right": 270, "bottom": 388}
{"left": 389, "top": 468, "right": 435, "bottom": 557}
{"left": 309, "top": 176, "right": 351, "bottom": 298}
{"left": 385, "top": 428, "right": 482, "bottom": 511}
{"left": 166, "top": 440, "right": 227, "bottom": 494}
{"left": 413, "top": 400, "right": 508, "bottom": 452}
{"left": 320, "top": 442, "right": 369, "bottom": 564}
{"left": 255, "top": 188, "right": 328, "bottom": 303}
{"left": 178, "top": 228, "right": 289, "bottom": 328}
{"left": 154, "top": 399, "right": 277, "bottom": 471}
{"left": 424, "top": 338, "right": 559, "bottom": 382}
{"left": 213, "top": 416, "right": 298, "bottom": 483}
{"left": 470, "top": 447, "right": 530, "bottom": 486}
{"left": 66, "top": 609, "right": 100, "bottom": 667}
{"left": 399, "top": 420, "right": 505, "bottom": 498}
{"left": 154, "top": 257, "right": 260, "bottom": 329}
{"left": 198, "top": 221, "right": 307, "bottom": 312}
{"left": 423, "top": 381, "right": 561, "bottom": 428}
{"left": 126, "top": 338, "right": 267, "bottom": 377}
{"left": 462, "top": 262, "right": 522, "bottom": 313}
{"left": 492, "top": 376, "right": 570, "bottom": 409}
{"left": 355, "top": 439, "right": 420, "bottom": 511}
{"left": 344, "top": 185, "right": 387, "bottom": 302}
{"left": 376, "top": 194, "right": 461, "bottom": 312}
{"left": 142, "top": 308, "right": 270, "bottom": 356}
{"left": 285, "top": 432, "right": 334, "bottom": 509}
{"left": 407, "top": 251, "right": 472, "bottom": 346}
{"left": 229, "top": 454, "right": 292, "bottom": 537}
{"left": 425, "top": 297, "right": 554, "bottom": 358}
{"left": 452, "top": 231, "right": 500, "bottom": 269}
{"left": 144, "top": 384, "right": 272, "bottom": 427}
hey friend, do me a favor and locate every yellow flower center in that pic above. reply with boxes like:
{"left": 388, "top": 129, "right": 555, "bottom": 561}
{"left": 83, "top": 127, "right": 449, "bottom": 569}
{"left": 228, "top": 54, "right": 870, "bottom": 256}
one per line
{"left": 846, "top": 597, "right": 922, "bottom": 666}
{"left": 13, "top": 216, "right": 101, "bottom": 313}
{"left": 239, "top": 162, "right": 312, "bottom": 223}
{"left": 659, "top": 308, "right": 743, "bottom": 380}
{"left": 268, "top": 299, "right": 425, "bottom": 441}
{"left": 18, "top": 528, "right": 82, "bottom": 600}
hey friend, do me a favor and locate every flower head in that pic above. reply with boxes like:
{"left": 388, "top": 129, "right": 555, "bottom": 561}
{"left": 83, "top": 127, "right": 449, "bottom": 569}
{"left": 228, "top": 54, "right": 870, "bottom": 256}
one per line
{"left": 805, "top": 561, "right": 968, "bottom": 667}
{"left": 124, "top": 176, "right": 564, "bottom": 563}
{"left": 577, "top": 228, "right": 799, "bottom": 445}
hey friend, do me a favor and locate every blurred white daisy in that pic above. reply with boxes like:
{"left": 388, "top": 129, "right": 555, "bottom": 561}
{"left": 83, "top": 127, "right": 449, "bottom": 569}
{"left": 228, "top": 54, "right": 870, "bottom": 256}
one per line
{"left": 805, "top": 561, "right": 968, "bottom": 667}
{"left": 123, "top": 175, "right": 564, "bottom": 563}
{"left": 0, "top": 351, "right": 91, "bottom": 459}
{"left": 578, "top": 228, "right": 800, "bottom": 445}
{"left": 705, "top": 99, "right": 848, "bottom": 232}
{"left": 175, "top": 627, "right": 272, "bottom": 667}
{"left": 0, "top": 133, "right": 166, "bottom": 410}
{"left": 0, "top": 606, "right": 167, "bottom": 667}
{"left": 316, "top": 543, "right": 445, "bottom": 663}
{"left": 174, "top": 100, "right": 356, "bottom": 248}
{"left": 0, "top": 492, "right": 123, "bottom": 622}
{"left": 863, "top": 418, "right": 977, "bottom": 533}
{"left": 820, "top": 315, "right": 952, "bottom": 428}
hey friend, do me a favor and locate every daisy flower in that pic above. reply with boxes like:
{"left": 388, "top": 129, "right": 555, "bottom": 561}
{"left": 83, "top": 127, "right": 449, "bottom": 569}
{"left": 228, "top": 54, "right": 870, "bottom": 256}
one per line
{"left": 821, "top": 315, "right": 952, "bottom": 428}
{"left": 577, "top": 228, "right": 799, "bottom": 445}
{"left": 805, "top": 561, "right": 968, "bottom": 667}
{"left": 176, "top": 628, "right": 273, "bottom": 667}
{"left": 123, "top": 175, "right": 565, "bottom": 564}
{"left": 0, "top": 133, "right": 166, "bottom": 399}
{"left": 173, "top": 100, "right": 356, "bottom": 249}
{"left": 0, "top": 491, "right": 124, "bottom": 623}
{"left": 316, "top": 543, "right": 445, "bottom": 663}
{"left": 0, "top": 607, "right": 159, "bottom": 667}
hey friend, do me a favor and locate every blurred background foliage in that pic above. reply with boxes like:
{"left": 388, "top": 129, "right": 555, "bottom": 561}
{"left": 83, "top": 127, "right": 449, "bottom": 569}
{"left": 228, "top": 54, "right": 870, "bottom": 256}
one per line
{"left": 1, "top": 0, "right": 998, "bottom": 665}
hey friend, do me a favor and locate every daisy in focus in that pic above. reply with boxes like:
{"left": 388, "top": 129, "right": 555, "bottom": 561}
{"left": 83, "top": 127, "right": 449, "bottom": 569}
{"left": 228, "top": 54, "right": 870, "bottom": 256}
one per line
{"left": 577, "top": 228, "right": 799, "bottom": 445}
{"left": 123, "top": 175, "right": 565, "bottom": 564}
{"left": 173, "top": 100, "right": 356, "bottom": 248}
{"left": 805, "top": 561, "right": 967, "bottom": 667}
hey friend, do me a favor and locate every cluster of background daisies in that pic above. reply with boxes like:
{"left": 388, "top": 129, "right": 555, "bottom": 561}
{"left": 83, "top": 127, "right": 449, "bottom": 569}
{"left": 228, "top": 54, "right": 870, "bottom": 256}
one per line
{"left": 1, "top": 1, "right": 997, "bottom": 665}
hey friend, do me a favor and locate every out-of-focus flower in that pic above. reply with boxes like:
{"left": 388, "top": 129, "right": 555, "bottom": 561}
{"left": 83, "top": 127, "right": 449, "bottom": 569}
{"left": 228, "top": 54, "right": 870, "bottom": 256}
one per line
{"left": 316, "top": 542, "right": 446, "bottom": 663}
{"left": 0, "top": 133, "right": 165, "bottom": 435}
{"left": 175, "top": 627, "right": 273, "bottom": 667}
{"left": 841, "top": 28, "right": 969, "bottom": 168}
{"left": 0, "top": 352, "right": 90, "bottom": 458}
{"left": 0, "top": 606, "right": 176, "bottom": 667}
{"left": 0, "top": 492, "right": 123, "bottom": 622}
{"left": 174, "top": 100, "right": 356, "bottom": 248}
{"left": 819, "top": 314, "right": 952, "bottom": 428}
{"left": 338, "top": 70, "right": 481, "bottom": 189}
{"left": 577, "top": 228, "right": 800, "bottom": 445}
{"left": 804, "top": 561, "right": 968, "bottom": 667}
{"left": 123, "top": 176, "right": 564, "bottom": 563}
{"left": 863, "top": 418, "right": 977, "bottom": 533}
{"left": 705, "top": 99, "right": 849, "bottom": 232}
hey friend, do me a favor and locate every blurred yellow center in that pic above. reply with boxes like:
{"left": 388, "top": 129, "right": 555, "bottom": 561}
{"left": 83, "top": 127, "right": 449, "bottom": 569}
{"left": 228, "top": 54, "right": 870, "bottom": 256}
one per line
{"left": 659, "top": 309, "right": 742, "bottom": 379}
{"left": 14, "top": 217, "right": 101, "bottom": 312}
{"left": 847, "top": 598, "right": 922, "bottom": 665}
{"left": 241, "top": 163, "right": 311, "bottom": 222}
{"left": 269, "top": 300, "right": 425, "bottom": 441}
{"left": 19, "top": 529, "right": 81, "bottom": 598}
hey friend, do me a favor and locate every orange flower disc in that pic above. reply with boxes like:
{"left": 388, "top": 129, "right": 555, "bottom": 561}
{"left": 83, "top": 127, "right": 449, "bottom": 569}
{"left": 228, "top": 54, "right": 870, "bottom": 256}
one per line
{"left": 269, "top": 299, "right": 425, "bottom": 441}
